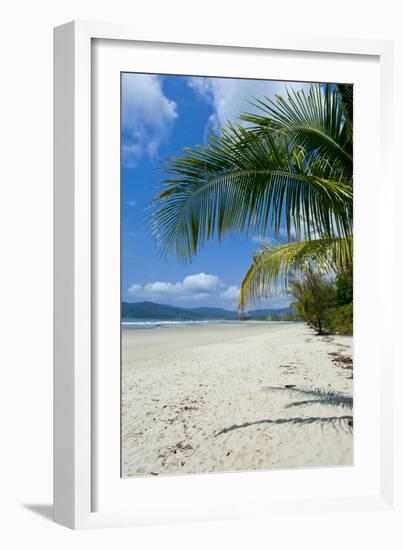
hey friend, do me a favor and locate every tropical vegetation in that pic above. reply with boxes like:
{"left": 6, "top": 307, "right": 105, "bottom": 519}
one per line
{"left": 289, "top": 271, "right": 353, "bottom": 335}
{"left": 150, "top": 82, "right": 353, "bottom": 328}
{"left": 289, "top": 271, "right": 336, "bottom": 335}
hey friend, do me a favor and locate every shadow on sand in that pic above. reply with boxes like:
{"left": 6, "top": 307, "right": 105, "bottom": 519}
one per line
{"left": 215, "top": 415, "right": 353, "bottom": 436}
{"left": 215, "top": 385, "right": 353, "bottom": 436}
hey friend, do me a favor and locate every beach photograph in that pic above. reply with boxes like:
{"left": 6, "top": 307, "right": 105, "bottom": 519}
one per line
{"left": 121, "top": 73, "right": 353, "bottom": 477}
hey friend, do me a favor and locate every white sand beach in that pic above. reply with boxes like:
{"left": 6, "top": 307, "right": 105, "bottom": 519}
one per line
{"left": 121, "top": 322, "right": 353, "bottom": 477}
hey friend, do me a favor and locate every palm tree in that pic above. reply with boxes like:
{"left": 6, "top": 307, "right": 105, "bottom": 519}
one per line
{"left": 150, "top": 83, "right": 353, "bottom": 310}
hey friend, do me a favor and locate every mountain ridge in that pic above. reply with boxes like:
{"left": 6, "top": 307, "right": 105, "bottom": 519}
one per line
{"left": 122, "top": 300, "right": 294, "bottom": 321}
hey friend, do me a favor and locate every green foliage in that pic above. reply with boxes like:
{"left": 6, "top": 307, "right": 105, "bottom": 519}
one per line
{"left": 289, "top": 272, "right": 336, "bottom": 334}
{"left": 290, "top": 272, "right": 353, "bottom": 335}
{"left": 335, "top": 273, "right": 353, "bottom": 306}
{"left": 150, "top": 83, "right": 353, "bottom": 310}
{"left": 265, "top": 311, "right": 302, "bottom": 322}
{"left": 238, "top": 237, "right": 352, "bottom": 309}
{"left": 326, "top": 303, "right": 353, "bottom": 335}
{"left": 248, "top": 311, "right": 302, "bottom": 321}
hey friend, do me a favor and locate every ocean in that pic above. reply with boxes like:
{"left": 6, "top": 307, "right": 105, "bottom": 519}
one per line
{"left": 121, "top": 319, "right": 243, "bottom": 330}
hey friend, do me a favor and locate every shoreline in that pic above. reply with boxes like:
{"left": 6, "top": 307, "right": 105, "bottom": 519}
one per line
{"left": 121, "top": 322, "right": 353, "bottom": 477}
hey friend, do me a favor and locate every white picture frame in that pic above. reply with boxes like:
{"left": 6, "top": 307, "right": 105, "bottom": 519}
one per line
{"left": 54, "top": 20, "right": 397, "bottom": 530}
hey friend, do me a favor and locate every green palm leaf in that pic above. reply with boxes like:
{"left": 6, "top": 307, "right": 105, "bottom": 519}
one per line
{"left": 150, "top": 81, "right": 353, "bottom": 311}
{"left": 337, "top": 83, "right": 353, "bottom": 125}
{"left": 238, "top": 237, "right": 352, "bottom": 310}
{"left": 151, "top": 122, "right": 352, "bottom": 260}
{"left": 241, "top": 84, "right": 353, "bottom": 174}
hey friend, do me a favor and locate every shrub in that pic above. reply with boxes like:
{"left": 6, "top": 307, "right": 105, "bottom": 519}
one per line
{"left": 290, "top": 272, "right": 336, "bottom": 334}
{"left": 335, "top": 273, "right": 353, "bottom": 306}
{"left": 326, "top": 303, "right": 353, "bottom": 335}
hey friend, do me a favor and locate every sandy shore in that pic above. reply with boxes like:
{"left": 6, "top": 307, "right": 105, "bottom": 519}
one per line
{"left": 121, "top": 322, "right": 353, "bottom": 477}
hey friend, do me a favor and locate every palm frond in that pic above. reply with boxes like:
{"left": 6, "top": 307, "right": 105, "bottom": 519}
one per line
{"left": 337, "top": 83, "right": 353, "bottom": 126}
{"left": 151, "top": 124, "right": 352, "bottom": 260}
{"left": 238, "top": 237, "right": 352, "bottom": 310}
{"left": 241, "top": 84, "right": 353, "bottom": 174}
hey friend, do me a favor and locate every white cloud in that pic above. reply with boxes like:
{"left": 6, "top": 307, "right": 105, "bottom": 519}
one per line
{"left": 143, "top": 281, "right": 182, "bottom": 295}
{"left": 125, "top": 200, "right": 137, "bottom": 207}
{"left": 187, "top": 76, "right": 311, "bottom": 136}
{"left": 187, "top": 77, "right": 212, "bottom": 100}
{"left": 251, "top": 227, "right": 298, "bottom": 245}
{"left": 122, "top": 74, "right": 178, "bottom": 166}
{"left": 127, "top": 283, "right": 143, "bottom": 294}
{"left": 127, "top": 272, "right": 244, "bottom": 306}
{"left": 127, "top": 272, "right": 292, "bottom": 310}
{"left": 220, "top": 285, "right": 240, "bottom": 301}
{"left": 182, "top": 273, "right": 220, "bottom": 293}
{"left": 128, "top": 272, "right": 222, "bottom": 302}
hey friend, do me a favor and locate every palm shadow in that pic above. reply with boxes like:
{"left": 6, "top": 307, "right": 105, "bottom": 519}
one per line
{"left": 215, "top": 415, "right": 353, "bottom": 436}
{"left": 264, "top": 385, "right": 353, "bottom": 409}
{"left": 215, "top": 385, "right": 353, "bottom": 436}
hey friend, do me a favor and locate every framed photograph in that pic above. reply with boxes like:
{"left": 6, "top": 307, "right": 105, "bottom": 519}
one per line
{"left": 54, "top": 21, "right": 396, "bottom": 529}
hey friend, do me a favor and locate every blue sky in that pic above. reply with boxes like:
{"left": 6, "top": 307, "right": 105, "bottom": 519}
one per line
{"left": 121, "top": 73, "right": 310, "bottom": 310}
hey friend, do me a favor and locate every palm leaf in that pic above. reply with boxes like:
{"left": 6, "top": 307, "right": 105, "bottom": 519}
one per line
{"left": 337, "top": 83, "right": 353, "bottom": 125}
{"left": 241, "top": 84, "right": 353, "bottom": 174}
{"left": 238, "top": 237, "right": 352, "bottom": 310}
{"left": 151, "top": 123, "right": 352, "bottom": 260}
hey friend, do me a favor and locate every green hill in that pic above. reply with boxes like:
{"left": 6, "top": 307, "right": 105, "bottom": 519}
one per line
{"left": 122, "top": 301, "right": 295, "bottom": 321}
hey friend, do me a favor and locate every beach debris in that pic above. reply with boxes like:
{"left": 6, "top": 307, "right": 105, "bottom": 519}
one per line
{"left": 150, "top": 472, "right": 159, "bottom": 476}
{"left": 175, "top": 441, "right": 193, "bottom": 452}
{"left": 278, "top": 364, "right": 297, "bottom": 373}
{"left": 179, "top": 405, "right": 199, "bottom": 412}
{"left": 168, "top": 441, "right": 194, "bottom": 459}
{"left": 328, "top": 352, "right": 353, "bottom": 369}
{"left": 336, "top": 343, "right": 350, "bottom": 350}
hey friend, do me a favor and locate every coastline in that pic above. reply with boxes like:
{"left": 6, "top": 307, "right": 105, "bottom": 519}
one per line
{"left": 121, "top": 322, "right": 353, "bottom": 477}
